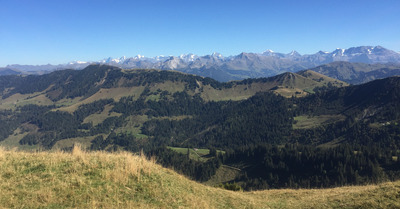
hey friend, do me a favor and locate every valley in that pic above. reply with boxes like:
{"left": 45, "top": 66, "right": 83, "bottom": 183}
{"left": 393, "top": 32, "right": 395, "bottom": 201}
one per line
{"left": 0, "top": 64, "right": 400, "bottom": 192}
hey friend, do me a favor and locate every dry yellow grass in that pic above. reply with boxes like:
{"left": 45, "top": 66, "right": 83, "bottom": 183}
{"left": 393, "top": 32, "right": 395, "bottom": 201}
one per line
{"left": 0, "top": 147, "right": 399, "bottom": 208}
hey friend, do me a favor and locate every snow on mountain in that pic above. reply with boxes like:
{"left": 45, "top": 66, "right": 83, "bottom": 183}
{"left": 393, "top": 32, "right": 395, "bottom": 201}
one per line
{"left": 68, "top": 61, "right": 88, "bottom": 65}
{"left": 155, "top": 55, "right": 167, "bottom": 61}
{"left": 211, "top": 52, "right": 224, "bottom": 59}
{"left": 287, "top": 50, "right": 301, "bottom": 57}
{"left": 179, "top": 53, "right": 198, "bottom": 62}
{"left": 133, "top": 55, "right": 144, "bottom": 60}
{"left": 262, "top": 49, "right": 275, "bottom": 56}
{"left": 331, "top": 48, "right": 345, "bottom": 57}
{"left": 261, "top": 49, "right": 287, "bottom": 58}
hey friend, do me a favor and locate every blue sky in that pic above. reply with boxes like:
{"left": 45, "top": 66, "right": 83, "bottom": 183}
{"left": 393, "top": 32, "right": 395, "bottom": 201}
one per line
{"left": 1, "top": 0, "right": 399, "bottom": 66}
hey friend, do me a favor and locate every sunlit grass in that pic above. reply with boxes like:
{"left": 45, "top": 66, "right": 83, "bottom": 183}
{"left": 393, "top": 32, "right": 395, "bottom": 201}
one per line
{"left": 1, "top": 146, "right": 400, "bottom": 208}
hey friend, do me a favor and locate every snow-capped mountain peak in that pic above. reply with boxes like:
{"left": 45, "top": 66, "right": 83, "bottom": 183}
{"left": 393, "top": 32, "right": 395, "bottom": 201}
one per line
{"left": 115, "top": 56, "right": 127, "bottom": 63}
{"left": 262, "top": 49, "right": 275, "bottom": 56}
{"left": 288, "top": 50, "right": 301, "bottom": 57}
{"left": 68, "top": 61, "right": 88, "bottom": 65}
{"left": 332, "top": 48, "right": 345, "bottom": 57}
{"left": 134, "top": 55, "right": 144, "bottom": 60}
{"left": 179, "top": 53, "right": 198, "bottom": 62}
{"left": 211, "top": 52, "right": 223, "bottom": 59}
{"left": 99, "top": 56, "right": 127, "bottom": 64}
{"left": 154, "top": 55, "right": 169, "bottom": 62}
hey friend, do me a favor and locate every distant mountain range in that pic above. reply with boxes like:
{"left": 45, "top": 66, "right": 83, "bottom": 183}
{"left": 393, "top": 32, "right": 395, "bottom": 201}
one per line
{"left": 309, "top": 61, "right": 400, "bottom": 84}
{"left": 1, "top": 46, "right": 400, "bottom": 82}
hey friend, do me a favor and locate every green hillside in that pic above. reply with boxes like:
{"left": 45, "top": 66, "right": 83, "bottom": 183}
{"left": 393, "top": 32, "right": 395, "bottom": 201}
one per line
{"left": 2, "top": 65, "right": 400, "bottom": 191}
{"left": 0, "top": 64, "right": 347, "bottom": 112}
{"left": 0, "top": 64, "right": 346, "bottom": 152}
{"left": 1, "top": 147, "right": 399, "bottom": 209}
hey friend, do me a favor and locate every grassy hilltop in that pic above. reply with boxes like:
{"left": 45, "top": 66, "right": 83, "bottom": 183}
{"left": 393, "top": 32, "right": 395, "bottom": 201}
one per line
{"left": 1, "top": 147, "right": 399, "bottom": 209}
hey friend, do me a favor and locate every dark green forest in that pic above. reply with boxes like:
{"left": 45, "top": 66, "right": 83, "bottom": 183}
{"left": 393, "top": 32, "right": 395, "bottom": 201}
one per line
{"left": 222, "top": 144, "right": 400, "bottom": 190}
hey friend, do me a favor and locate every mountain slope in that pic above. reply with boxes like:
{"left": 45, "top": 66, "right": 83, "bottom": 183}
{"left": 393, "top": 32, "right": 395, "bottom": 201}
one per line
{"left": 299, "top": 76, "right": 400, "bottom": 116}
{"left": 234, "top": 71, "right": 348, "bottom": 97}
{"left": 308, "top": 61, "right": 400, "bottom": 84}
{"left": 297, "top": 69, "right": 348, "bottom": 86}
{"left": 1, "top": 148, "right": 399, "bottom": 209}
{"left": 0, "top": 68, "right": 21, "bottom": 75}
{"left": 0, "top": 64, "right": 346, "bottom": 109}
{"left": 292, "top": 76, "right": 400, "bottom": 147}
{"left": 0, "top": 64, "right": 346, "bottom": 151}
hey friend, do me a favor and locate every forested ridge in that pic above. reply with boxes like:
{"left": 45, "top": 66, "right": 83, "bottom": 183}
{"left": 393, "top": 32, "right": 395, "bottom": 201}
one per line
{"left": 1, "top": 65, "right": 400, "bottom": 190}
